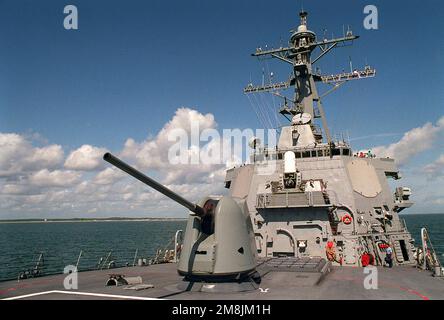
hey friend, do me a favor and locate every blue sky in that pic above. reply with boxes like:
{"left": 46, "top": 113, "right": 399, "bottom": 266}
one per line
{"left": 0, "top": 0, "right": 443, "bottom": 218}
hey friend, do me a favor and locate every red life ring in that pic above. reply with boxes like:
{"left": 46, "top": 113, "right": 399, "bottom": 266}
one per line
{"left": 342, "top": 214, "right": 352, "bottom": 225}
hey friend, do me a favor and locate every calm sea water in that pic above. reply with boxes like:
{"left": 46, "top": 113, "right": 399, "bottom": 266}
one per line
{"left": 0, "top": 220, "right": 186, "bottom": 282}
{"left": 0, "top": 215, "right": 443, "bottom": 282}
{"left": 402, "top": 214, "right": 444, "bottom": 263}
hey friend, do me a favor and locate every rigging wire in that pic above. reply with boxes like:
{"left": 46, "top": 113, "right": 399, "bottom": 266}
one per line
{"left": 252, "top": 92, "right": 271, "bottom": 129}
{"left": 264, "top": 59, "right": 282, "bottom": 128}
{"left": 258, "top": 92, "right": 275, "bottom": 129}
{"left": 250, "top": 91, "right": 267, "bottom": 129}
{"left": 263, "top": 60, "right": 275, "bottom": 129}
{"left": 256, "top": 91, "right": 274, "bottom": 129}
{"left": 246, "top": 93, "right": 267, "bottom": 129}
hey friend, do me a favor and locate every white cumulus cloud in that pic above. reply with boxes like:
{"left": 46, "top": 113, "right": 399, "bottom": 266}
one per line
{"left": 0, "top": 133, "right": 64, "bottom": 177}
{"left": 64, "top": 144, "right": 108, "bottom": 171}
{"left": 29, "top": 169, "right": 81, "bottom": 187}
{"left": 423, "top": 154, "right": 444, "bottom": 177}
{"left": 0, "top": 108, "right": 254, "bottom": 217}
{"left": 120, "top": 107, "right": 224, "bottom": 185}
{"left": 93, "top": 167, "right": 125, "bottom": 185}
{"left": 371, "top": 116, "right": 444, "bottom": 165}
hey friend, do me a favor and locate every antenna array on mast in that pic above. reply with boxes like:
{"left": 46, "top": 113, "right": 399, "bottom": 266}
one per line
{"left": 244, "top": 10, "right": 376, "bottom": 144}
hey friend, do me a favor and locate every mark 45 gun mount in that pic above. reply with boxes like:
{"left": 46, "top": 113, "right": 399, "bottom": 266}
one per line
{"left": 103, "top": 152, "right": 259, "bottom": 291}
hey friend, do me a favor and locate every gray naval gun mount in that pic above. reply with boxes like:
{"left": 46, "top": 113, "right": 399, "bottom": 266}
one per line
{"left": 228, "top": 11, "right": 417, "bottom": 268}
{"left": 103, "top": 153, "right": 261, "bottom": 292}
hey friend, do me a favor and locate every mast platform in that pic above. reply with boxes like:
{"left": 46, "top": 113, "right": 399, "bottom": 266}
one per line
{"left": 320, "top": 67, "right": 376, "bottom": 84}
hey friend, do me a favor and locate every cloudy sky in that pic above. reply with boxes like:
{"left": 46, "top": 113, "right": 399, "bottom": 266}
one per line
{"left": 1, "top": 0, "right": 443, "bottom": 219}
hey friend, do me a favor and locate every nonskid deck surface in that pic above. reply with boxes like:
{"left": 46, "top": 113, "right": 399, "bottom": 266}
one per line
{"left": 259, "top": 256, "right": 327, "bottom": 271}
{"left": 1, "top": 258, "right": 444, "bottom": 300}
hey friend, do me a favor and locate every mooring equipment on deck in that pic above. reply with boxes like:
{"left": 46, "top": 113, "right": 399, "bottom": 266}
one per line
{"left": 106, "top": 274, "right": 143, "bottom": 286}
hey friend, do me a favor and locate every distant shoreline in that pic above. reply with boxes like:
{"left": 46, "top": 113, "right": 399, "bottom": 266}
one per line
{"left": 0, "top": 217, "right": 187, "bottom": 224}
{"left": 1, "top": 212, "right": 442, "bottom": 224}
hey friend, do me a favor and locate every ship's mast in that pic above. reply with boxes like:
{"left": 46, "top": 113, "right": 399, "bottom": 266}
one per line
{"left": 245, "top": 11, "right": 375, "bottom": 145}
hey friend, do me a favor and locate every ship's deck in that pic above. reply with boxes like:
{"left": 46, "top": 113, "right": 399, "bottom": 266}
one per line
{"left": 1, "top": 259, "right": 443, "bottom": 300}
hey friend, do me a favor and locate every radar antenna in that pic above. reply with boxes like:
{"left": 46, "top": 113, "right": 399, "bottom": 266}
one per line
{"left": 244, "top": 11, "right": 375, "bottom": 145}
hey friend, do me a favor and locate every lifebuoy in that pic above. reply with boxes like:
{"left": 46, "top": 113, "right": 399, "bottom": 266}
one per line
{"left": 342, "top": 214, "right": 352, "bottom": 225}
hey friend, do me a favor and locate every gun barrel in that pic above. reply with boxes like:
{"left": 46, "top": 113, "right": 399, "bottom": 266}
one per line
{"left": 103, "top": 153, "right": 204, "bottom": 216}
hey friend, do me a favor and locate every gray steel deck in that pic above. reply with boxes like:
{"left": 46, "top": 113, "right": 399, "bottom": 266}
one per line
{"left": 1, "top": 259, "right": 444, "bottom": 300}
